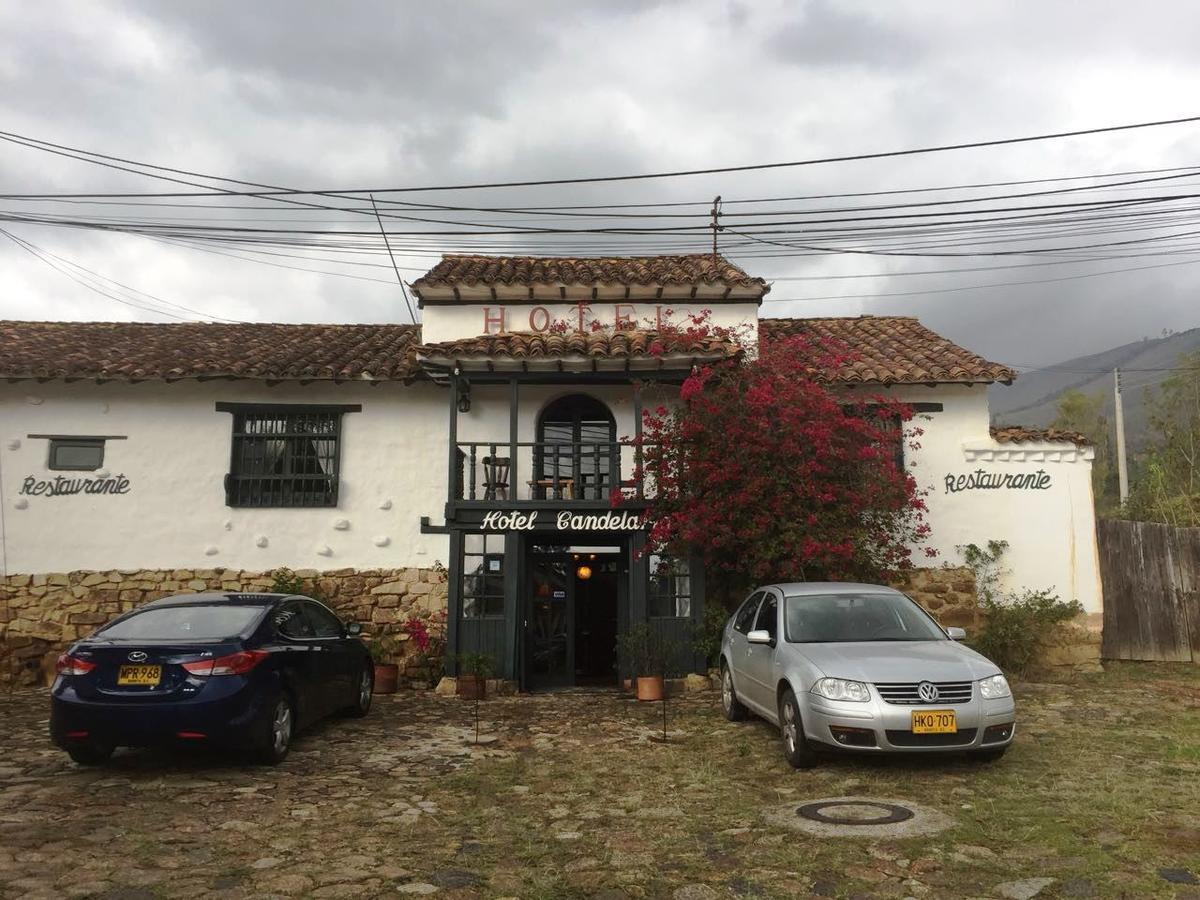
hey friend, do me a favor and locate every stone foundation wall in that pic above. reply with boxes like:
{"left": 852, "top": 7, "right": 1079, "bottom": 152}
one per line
{"left": 893, "top": 566, "right": 1100, "bottom": 671}
{"left": 0, "top": 567, "right": 448, "bottom": 688}
{"left": 890, "top": 566, "right": 980, "bottom": 629}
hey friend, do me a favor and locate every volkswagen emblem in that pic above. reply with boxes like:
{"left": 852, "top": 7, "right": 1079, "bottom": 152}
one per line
{"left": 917, "top": 681, "right": 940, "bottom": 703}
{"left": 127, "top": 650, "right": 148, "bottom": 663}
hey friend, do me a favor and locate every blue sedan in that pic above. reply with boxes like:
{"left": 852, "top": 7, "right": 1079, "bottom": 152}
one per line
{"left": 50, "top": 592, "right": 374, "bottom": 765}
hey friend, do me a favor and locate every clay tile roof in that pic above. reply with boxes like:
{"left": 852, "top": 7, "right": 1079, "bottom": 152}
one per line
{"left": 416, "top": 329, "right": 740, "bottom": 364}
{"left": 990, "top": 425, "right": 1092, "bottom": 446}
{"left": 411, "top": 254, "right": 767, "bottom": 292}
{"left": 0, "top": 321, "right": 421, "bottom": 382}
{"left": 760, "top": 315, "right": 1016, "bottom": 385}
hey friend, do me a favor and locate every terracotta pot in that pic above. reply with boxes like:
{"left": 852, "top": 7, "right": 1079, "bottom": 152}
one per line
{"left": 457, "top": 674, "right": 486, "bottom": 700}
{"left": 622, "top": 677, "right": 633, "bottom": 692}
{"left": 373, "top": 663, "right": 399, "bottom": 694}
{"left": 636, "top": 675, "right": 664, "bottom": 702}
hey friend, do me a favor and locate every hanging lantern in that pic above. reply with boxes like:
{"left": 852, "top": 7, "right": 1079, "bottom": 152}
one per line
{"left": 576, "top": 564, "right": 593, "bottom": 581}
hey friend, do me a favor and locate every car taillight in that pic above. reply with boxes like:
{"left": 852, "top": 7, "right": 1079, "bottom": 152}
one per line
{"left": 182, "top": 650, "right": 269, "bottom": 676}
{"left": 56, "top": 654, "right": 97, "bottom": 676}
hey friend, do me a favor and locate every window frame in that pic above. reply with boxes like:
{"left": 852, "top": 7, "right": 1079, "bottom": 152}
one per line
{"left": 733, "top": 591, "right": 765, "bottom": 635}
{"left": 754, "top": 591, "right": 779, "bottom": 642}
{"left": 648, "top": 555, "right": 692, "bottom": 619}
{"left": 462, "top": 533, "right": 505, "bottom": 619}
{"left": 216, "top": 402, "right": 361, "bottom": 509}
{"left": 47, "top": 438, "right": 106, "bottom": 472}
{"left": 302, "top": 600, "right": 346, "bottom": 639}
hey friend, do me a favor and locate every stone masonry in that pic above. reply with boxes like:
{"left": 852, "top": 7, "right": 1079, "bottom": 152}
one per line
{"left": 890, "top": 565, "right": 980, "bottom": 629}
{"left": 0, "top": 566, "right": 448, "bottom": 688}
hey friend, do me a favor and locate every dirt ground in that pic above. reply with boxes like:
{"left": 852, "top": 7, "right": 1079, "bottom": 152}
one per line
{"left": 0, "top": 662, "right": 1197, "bottom": 899}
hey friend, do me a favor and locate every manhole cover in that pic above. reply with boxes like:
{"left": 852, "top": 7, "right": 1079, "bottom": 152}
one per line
{"left": 797, "top": 800, "right": 914, "bottom": 826}
{"left": 764, "top": 796, "right": 953, "bottom": 838}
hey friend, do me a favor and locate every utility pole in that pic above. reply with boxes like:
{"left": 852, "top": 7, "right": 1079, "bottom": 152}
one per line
{"left": 1114, "top": 367, "right": 1129, "bottom": 504}
{"left": 710, "top": 195, "right": 722, "bottom": 264}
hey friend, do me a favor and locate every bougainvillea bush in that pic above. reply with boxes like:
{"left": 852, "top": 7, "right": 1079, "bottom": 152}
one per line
{"left": 633, "top": 329, "right": 932, "bottom": 589}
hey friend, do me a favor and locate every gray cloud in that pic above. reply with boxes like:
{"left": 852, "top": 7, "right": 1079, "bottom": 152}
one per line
{"left": 0, "top": 0, "right": 1198, "bottom": 366}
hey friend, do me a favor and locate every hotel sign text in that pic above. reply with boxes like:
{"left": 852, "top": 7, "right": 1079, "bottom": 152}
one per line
{"left": 480, "top": 510, "right": 646, "bottom": 531}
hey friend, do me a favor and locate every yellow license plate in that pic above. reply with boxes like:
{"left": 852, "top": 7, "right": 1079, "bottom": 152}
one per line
{"left": 117, "top": 664, "right": 162, "bottom": 686}
{"left": 911, "top": 709, "right": 957, "bottom": 734}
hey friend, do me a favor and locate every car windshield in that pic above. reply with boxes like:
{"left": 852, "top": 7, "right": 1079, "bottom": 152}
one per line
{"left": 96, "top": 605, "right": 264, "bottom": 641}
{"left": 785, "top": 592, "right": 946, "bottom": 643}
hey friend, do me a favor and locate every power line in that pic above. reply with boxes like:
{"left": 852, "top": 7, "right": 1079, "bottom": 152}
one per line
{"left": 3, "top": 115, "right": 1200, "bottom": 196}
{"left": 0, "top": 228, "right": 245, "bottom": 322}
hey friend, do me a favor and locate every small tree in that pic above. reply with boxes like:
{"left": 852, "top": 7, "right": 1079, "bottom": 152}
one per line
{"left": 1126, "top": 350, "right": 1200, "bottom": 526}
{"left": 635, "top": 331, "right": 932, "bottom": 591}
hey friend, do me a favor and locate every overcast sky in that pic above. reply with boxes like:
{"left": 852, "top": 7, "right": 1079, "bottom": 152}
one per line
{"left": 2, "top": 0, "right": 1199, "bottom": 367}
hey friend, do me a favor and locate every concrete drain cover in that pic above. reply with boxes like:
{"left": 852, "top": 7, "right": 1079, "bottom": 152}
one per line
{"left": 798, "top": 800, "right": 913, "bottom": 825}
{"left": 765, "top": 796, "right": 954, "bottom": 838}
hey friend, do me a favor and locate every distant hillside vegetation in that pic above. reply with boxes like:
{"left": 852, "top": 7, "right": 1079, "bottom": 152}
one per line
{"left": 989, "top": 327, "right": 1200, "bottom": 451}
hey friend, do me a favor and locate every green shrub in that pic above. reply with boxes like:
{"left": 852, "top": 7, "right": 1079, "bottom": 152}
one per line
{"left": 269, "top": 567, "right": 327, "bottom": 603}
{"left": 959, "top": 541, "right": 1083, "bottom": 676}
{"left": 689, "top": 602, "right": 731, "bottom": 669}
{"left": 972, "top": 588, "right": 1083, "bottom": 676}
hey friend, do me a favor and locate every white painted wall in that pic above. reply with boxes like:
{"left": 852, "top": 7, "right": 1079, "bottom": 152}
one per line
{"left": 0, "top": 381, "right": 451, "bottom": 574}
{"left": 421, "top": 301, "right": 760, "bottom": 346}
{"left": 872, "top": 384, "right": 1103, "bottom": 614}
{"left": 0, "top": 375, "right": 1103, "bottom": 616}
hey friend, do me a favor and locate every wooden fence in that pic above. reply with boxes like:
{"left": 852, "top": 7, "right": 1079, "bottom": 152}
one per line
{"left": 1098, "top": 519, "right": 1200, "bottom": 662}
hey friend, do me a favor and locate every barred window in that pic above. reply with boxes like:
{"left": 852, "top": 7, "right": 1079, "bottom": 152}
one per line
{"left": 463, "top": 533, "right": 505, "bottom": 618}
{"left": 217, "top": 403, "right": 360, "bottom": 508}
{"left": 648, "top": 555, "right": 691, "bottom": 618}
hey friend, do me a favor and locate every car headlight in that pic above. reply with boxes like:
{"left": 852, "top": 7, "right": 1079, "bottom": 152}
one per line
{"left": 810, "top": 677, "right": 871, "bottom": 703}
{"left": 979, "top": 674, "right": 1011, "bottom": 699}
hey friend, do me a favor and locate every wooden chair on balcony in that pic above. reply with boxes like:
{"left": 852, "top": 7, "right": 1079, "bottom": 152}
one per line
{"left": 482, "top": 456, "right": 510, "bottom": 500}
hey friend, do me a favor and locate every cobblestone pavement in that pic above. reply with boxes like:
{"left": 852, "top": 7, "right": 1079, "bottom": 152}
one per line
{"left": 0, "top": 688, "right": 697, "bottom": 899}
{"left": 1, "top": 668, "right": 1198, "bottom": 899}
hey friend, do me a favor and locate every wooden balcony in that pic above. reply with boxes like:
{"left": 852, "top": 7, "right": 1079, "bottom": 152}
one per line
{"left": 453, "top": 440, "right": 645, "bottom": 505}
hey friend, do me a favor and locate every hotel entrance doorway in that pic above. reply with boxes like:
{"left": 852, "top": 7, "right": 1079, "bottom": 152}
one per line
{"left": 525, "top": 540, "right": 625, "bottom": 690}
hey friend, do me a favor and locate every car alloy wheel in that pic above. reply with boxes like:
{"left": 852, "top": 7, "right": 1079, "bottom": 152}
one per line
{"left": 720, "top": 664, "right": 747, "bottom": 721}
{"left": 271, "top": 699, "right": 292, "bottom": 756}
{"left": 779, "top": 688, "right": 818, "bottom": 769}
{"left": 782, "top": 698, "right": 798, "bottom": 754}
{"left": 358, "top": 669, "right": 372, "bottom": 711}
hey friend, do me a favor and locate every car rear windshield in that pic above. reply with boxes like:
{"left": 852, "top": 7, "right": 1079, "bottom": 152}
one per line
{"left": 785, "top": 592, "right": 946, "bottom": 643}
{"left": 96, "top": 605, "right": 265, "bottom": 641}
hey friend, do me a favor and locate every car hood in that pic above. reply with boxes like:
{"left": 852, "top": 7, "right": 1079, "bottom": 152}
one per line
{"left": 793, "top": 640, "right": 1001, "bottom": 682}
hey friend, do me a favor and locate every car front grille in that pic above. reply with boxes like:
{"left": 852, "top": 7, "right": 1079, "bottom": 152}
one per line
{"left": 873, "top": 681, "right": 973, "bottom": 705}
{"left": 886, "top": 728, "right": 978, "bottom": 747}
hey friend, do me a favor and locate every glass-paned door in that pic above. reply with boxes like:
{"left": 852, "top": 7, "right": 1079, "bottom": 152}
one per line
{"left": 527, "top": 558, "right": 572, "bottom": 688}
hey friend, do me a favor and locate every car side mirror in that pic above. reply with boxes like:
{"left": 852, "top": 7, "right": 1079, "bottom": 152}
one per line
{"left": 946, "top": 626, "right": 967, "bottom": 641}
{"left": 345, "top": 622, "right": 363, "bottom": 637}
{"left": 747, "top": 629, "right": 774, "bottom": 646}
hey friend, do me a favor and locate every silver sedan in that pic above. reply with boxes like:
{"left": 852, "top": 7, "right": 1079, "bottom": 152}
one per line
{"left": 719, "top": 582, "right": 1016, "bottom": 768}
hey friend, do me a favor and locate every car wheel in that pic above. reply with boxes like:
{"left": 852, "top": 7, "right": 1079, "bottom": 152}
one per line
{"left": 255, "top": 695, "right": 294, "bottom": 766}
{"left": 344, "top": 667, "right": 373, "bottom": 718}
{"left": 779, "top": 688, "right": 818, "bottom": 769}
{"left": 974, "top": 746, "right": 1008, "bottom": 762}
{"left": 66, "top": 741, "right": 114, "bottom": 766}
{"left": 720, "top": 663, "right": 747, "bottom": 722}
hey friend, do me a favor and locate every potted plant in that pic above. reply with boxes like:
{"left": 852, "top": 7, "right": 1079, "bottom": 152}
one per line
{"left": 456, "top": 651, "right": 494, "bottom": 700}
{"left": 617, "top": 623, "right": 671, "bottom": 702}
{"left": 369, "top": 637, "right": 400, "bottom": 694}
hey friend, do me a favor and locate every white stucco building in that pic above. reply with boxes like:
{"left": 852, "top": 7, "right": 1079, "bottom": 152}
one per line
{"left": 0, "top": 254, "right": 1101, "bottom": 686}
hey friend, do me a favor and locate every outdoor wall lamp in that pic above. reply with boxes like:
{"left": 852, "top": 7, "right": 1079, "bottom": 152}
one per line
{"left": 576, "top": 565, "right": 593, "bottom": 581}
{"left": 457, "top": 391, "right": 471, "bottom": 413}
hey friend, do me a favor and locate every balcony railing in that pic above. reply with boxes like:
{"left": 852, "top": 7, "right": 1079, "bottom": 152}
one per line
{"left": 454, "top": 440, "right": 645, "bottom": 503}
